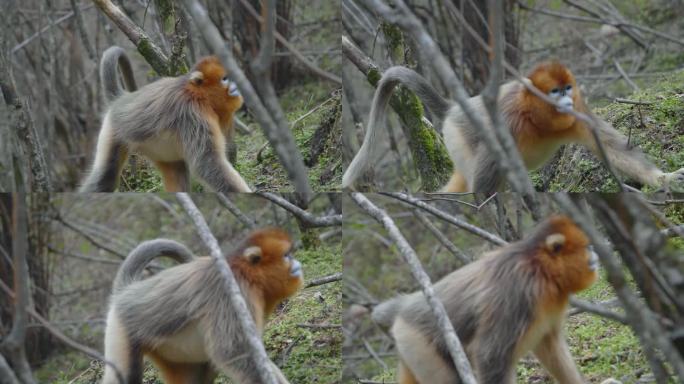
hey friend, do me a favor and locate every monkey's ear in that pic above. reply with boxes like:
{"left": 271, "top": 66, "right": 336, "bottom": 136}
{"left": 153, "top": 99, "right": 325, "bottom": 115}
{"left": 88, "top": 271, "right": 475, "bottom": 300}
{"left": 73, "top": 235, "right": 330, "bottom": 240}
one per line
{"left": 545, "top": 233, "right": 565, "bottom": 254}
{"left": 243, "top": 246, "right": 262, "bottom": 264}
{"left": 189, "top": 71, "right": 204, "bottom": 86}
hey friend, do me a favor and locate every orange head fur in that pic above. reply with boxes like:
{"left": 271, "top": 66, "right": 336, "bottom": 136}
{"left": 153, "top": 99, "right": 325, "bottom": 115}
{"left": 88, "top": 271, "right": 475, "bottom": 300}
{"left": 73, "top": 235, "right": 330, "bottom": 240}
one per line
{"left": 523, "top": 61, "right": 579, "bottom": 132}
{"left": 525, "top": 215, "right": 598, "bottom": 303}
{"left": 184, "top": 56, "right": 244, "bottom": 126}
{"left": 229, "top": 228, "right": 304, "bottom": 315}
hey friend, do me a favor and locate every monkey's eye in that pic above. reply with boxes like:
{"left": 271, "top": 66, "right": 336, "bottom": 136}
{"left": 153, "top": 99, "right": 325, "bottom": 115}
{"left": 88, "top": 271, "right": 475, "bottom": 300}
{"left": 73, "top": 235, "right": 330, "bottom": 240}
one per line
{"left": 549, "top": 88, "right": 560, "bottom": 95}
{"left": 565, "top": 85, "right": 572, "bottom": 91}
{"left": 221, "top": 76, "right": 230, "bottom": 87}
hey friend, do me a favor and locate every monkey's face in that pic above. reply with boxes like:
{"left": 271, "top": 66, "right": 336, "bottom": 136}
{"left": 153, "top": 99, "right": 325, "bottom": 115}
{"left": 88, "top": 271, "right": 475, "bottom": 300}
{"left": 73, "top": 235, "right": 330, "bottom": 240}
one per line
{"left": 187, "top": 56, "right": 244, "bottom": 121}
{"left": 526, "top": 61, "right": 578, "bottom": 131}
{"left": 537, "top": 216, "right": 598, "bottom": 295}
{"left": 231, "top": 228, "right": 304, "bottom": 304}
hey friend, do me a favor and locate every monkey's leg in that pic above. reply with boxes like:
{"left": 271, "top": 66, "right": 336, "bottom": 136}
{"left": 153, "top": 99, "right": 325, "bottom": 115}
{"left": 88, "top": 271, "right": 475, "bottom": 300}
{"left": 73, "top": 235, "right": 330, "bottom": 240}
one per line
{"left": 102, "top": 308, "right": 143, "bottom": 384}
{"left": 149, "top": 354, "right": 216, "bottom": 384}
{"left": 155, "top": 161, "right": 190, "bottom": 192}
{"left": 81, "top": 114, "right": 129, "bottom": 192}
{"left": 397, "top": 360, "right": 420, "bottom": 384}
{"left": 471, "top": 148, "right": 503, "bottom": 194}
{"left": 392, "top": 318, "right": 458, "bottom": 384}
{"left": 533, "top": 330, "right": 584, "bottom": 384}
{"left": 441, "top": 171, "right": 468, "bottom": 192}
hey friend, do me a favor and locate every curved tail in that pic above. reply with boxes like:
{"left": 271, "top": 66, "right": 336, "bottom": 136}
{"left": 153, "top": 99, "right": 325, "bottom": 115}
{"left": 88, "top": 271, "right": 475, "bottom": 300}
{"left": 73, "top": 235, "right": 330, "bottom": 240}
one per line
{"left": 113, "top": 239, "right": 195, "bottom": 292}
{"left": 100, "top": 46, "right": 137, "bottom": 104}
{"left": 371, "top": 296, "right": 405, "bottom": 329}
{"left": 342, "top": 66, "right": 451, "bottom": 188}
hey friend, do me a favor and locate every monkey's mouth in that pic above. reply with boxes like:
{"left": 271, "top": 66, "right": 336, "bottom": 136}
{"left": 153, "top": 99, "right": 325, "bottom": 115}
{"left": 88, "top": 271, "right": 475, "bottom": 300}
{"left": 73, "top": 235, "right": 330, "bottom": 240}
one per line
{"left": 229, "top": 82, "right": 240, "bottom": 97}
{"left": 290, "top": 260, "right": 303, "bottom": 278}
{"left": 588, "top": 247, "right": 599, "bottom": 271}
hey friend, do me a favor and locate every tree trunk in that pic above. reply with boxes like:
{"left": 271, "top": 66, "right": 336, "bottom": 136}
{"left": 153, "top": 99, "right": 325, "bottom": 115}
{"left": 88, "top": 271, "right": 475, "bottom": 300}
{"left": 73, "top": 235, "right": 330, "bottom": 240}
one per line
{"left": 233, "top": 0, "right": 294, "bottom": 90}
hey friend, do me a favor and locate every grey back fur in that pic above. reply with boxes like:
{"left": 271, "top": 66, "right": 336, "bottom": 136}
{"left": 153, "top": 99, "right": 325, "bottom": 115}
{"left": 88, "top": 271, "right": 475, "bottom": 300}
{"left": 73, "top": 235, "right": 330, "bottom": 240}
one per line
{"left": 109, "top": 77, "right": 201, "bottom": 143}
{"left": 377, "top": 226, "right": 552, "bottom": 381}
{"left": 342, "top": 66, "right": 453, "bottom": 188}
{"left": 112, "top": 258, "right": 259, "bottom": 370}
{"left": 113, "top": 239, "right": 196, "bottom": 292}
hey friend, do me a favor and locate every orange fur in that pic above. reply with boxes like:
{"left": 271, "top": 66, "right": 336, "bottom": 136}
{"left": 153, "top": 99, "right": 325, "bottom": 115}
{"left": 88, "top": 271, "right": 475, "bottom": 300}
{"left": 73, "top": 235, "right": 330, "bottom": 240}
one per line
{"left": 230, "top": 228, "right": 304, "bottom": 316}
{"left": 531, "top": 215, "right": 598, "bottom": 310}
{"left": 398, "top": 361, "right": 420, "bottom": 384}
{"left": 184, "top": 56, "right": 244, "bottom": 130}
{"left": 504, "top": 61, "right": 588, "bottom": 167}
{"left": 523, "top": 61, "right": 578, "bottom": 132}
{"left": 148, "top": 352, "right": 213, "bottom": 384}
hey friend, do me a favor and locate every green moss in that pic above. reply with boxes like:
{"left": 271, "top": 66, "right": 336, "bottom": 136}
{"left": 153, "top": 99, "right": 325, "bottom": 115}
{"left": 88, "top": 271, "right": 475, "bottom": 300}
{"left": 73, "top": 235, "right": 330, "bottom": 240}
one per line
{"left": 367, "top": 68, "right": 382, "bottom": 86}
{"left": 136, "top": 38, "right": 169, "bottom": 76}
{"left": 386, "top": 87, "right": 452, "bottom": 191}
{"left": 381, "top": 23, "right": 405, "bottom": 61}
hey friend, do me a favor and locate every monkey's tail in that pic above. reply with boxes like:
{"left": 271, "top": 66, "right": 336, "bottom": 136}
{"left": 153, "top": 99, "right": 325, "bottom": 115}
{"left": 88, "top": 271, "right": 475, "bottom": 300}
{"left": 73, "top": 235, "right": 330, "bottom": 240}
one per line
{"left": 100, "top": 46, "right": 137, "bottom": 104}
{"left": 342, "top": 66, "right": 451, "bottom": 188}
{"left": 113, "top": 239, "right": 195, "bottom": 292}
{"left": 371, "top": 296, "right": 405, "bottom": 328}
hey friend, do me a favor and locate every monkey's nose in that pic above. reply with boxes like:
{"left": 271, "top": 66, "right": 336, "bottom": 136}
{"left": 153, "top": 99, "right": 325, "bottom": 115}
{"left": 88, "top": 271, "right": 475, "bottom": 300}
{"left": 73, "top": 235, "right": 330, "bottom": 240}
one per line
{"left": 556, "top": 95, "right": 573, "bottom": 113}
{"left": 290, "top": 260, "right": 302, "bottom": 278}
{"left": 588, "top": 249, "right": 599, "bottom": 271}
{"left": 229, "top": 82, "right": 240, "bottom": 97}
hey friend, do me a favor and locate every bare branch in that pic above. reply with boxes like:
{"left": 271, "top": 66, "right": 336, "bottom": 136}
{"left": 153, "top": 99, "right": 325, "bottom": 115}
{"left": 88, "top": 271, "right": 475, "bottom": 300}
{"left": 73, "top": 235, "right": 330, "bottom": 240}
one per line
{"left": 412, "top": 210, "right": 471, "bottom": 265}
{"left": 0, "top": 280, "right": 125, "bottom": 384}
{"left": 380, "top": 192, "right": 507, "bottom": 245}
{"left": 569, "top": 297, "right": 627, "bottom": 324}
{"left": 181, "top": 0, "right": 312, "bottom": 199}
{"left": 305, "top": 272, "right": 342, "bottom": 288}
{"left": 350, "top": 193, "right": 477, "bottom": 384}
{"left": 91, "top": 0, "right": 170, "bottom": 75}
{"left": 0, "top": 183, "right": 35, "bottom": 383}
{"left": 55, "top": 215, "right": 126, "bottom": 259}
{"left": 257, "top": 192, "right": 342, "bottom": 228}
{"left": 177, "top": 193, "right": 279, "bottom": 384}
{"left": 216, "top": 194, "right": 257, "bottom": 229}
{"left": 238, "top": 0, "right": 341, "bottom": 84}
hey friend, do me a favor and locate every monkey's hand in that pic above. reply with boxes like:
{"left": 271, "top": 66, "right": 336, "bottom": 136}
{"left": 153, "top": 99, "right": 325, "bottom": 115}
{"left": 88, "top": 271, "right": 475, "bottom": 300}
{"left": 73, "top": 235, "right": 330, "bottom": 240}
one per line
{"left": 659, "top": 168, "right": 684, "bottom": 192}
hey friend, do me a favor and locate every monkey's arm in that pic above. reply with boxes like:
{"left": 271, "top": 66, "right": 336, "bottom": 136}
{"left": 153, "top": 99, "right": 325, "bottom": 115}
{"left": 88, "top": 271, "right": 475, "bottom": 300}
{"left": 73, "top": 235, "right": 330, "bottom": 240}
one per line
{"left": 270, "top": 361, "right": 291, "bottom": 384}
{"left": 576, "top": 119, "right": 684, "bottom": 190}
{"left": 183, "top": 115, "right": 251, "bottom": 193}
{"left": 533, "top": 327, "right": 584, "bottom": 384}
